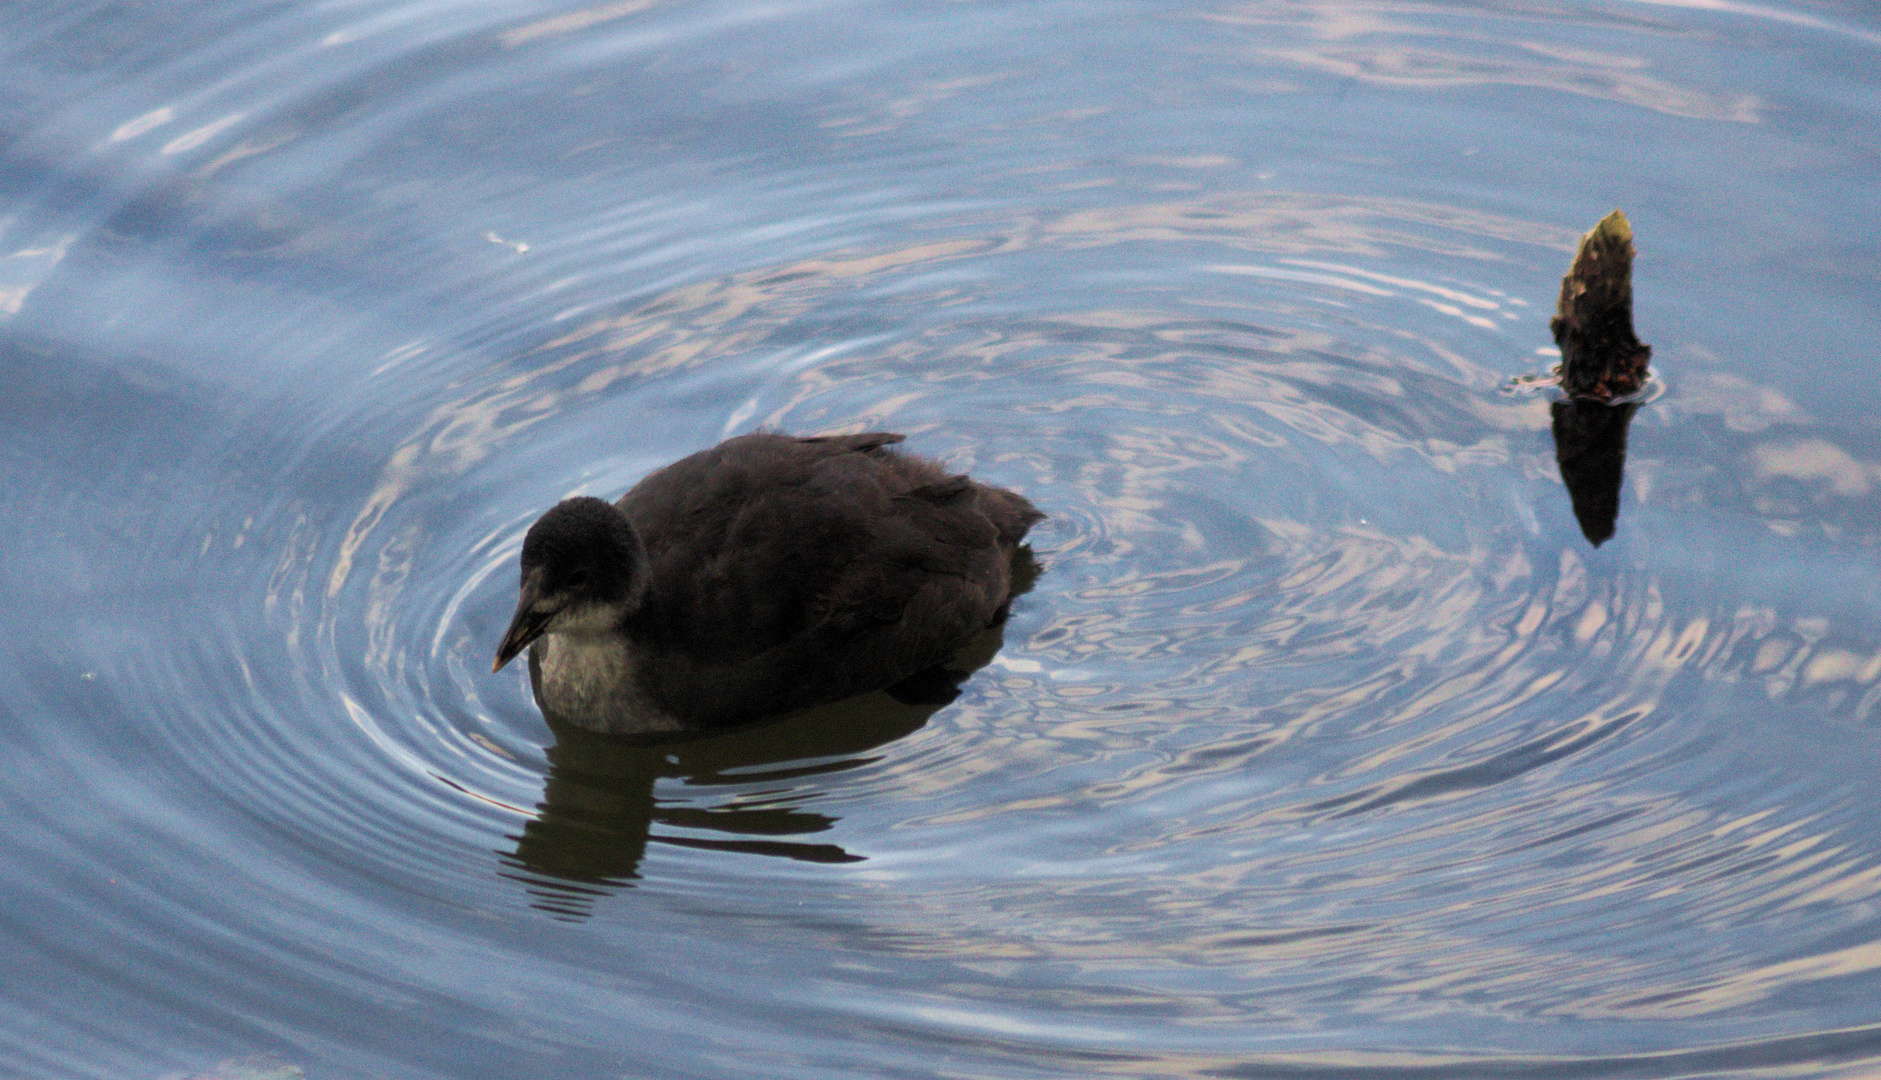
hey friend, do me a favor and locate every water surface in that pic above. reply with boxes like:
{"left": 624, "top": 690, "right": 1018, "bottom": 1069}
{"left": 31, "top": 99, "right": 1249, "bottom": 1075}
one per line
{"left": 4, "top": 0, "right": 1881, "bottom": 1077}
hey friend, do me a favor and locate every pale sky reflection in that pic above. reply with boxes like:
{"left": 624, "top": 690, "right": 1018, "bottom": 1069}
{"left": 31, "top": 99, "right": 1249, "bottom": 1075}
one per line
{"left": 1206, "top": 0, "right": 1763, "bottom": 122}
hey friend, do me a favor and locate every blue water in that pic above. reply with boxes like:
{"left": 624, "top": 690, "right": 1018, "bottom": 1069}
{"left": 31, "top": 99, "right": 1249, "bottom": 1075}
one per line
{"left": 4, "top": 1, "right": 1881, "bottom": 1077}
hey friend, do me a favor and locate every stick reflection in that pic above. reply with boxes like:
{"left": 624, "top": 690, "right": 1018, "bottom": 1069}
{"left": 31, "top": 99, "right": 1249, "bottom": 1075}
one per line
{"left": 1551, "top": 400, "right": 1639, "bottom": 548}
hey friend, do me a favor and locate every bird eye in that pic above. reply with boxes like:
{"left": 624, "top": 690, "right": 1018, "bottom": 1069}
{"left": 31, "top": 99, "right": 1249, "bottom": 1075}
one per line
{"left": 567, "top": 569, "right": 591, "bottom": 590}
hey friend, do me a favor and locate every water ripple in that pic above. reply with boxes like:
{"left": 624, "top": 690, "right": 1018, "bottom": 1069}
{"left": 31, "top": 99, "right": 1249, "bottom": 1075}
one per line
{"left": 6, "top": 0, "right": 1881, "bottom": 1076}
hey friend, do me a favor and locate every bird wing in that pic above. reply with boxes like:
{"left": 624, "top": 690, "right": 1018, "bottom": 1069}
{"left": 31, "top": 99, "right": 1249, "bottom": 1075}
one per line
{"left": 616, "top": 432, "right": 1018, "bottom": 721}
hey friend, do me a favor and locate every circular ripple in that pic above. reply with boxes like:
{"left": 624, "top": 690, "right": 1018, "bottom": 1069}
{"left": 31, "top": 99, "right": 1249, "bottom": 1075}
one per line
{"left": 7, "top": 0, "right": 1881, "bottom": 1076}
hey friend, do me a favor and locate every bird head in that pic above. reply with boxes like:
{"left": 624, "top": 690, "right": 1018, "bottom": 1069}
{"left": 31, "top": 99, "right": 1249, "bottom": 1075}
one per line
{"left": 493, "top": 496, "right": 648, "bottom": 672}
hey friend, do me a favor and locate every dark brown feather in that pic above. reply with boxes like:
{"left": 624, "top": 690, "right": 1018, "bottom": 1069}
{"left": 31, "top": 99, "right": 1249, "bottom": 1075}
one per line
{"left": 610, "top": 431, "right": 1040, "bottom": 727}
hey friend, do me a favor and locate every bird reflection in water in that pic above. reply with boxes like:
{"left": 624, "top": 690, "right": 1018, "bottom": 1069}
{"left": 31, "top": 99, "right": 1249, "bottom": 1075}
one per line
{"left": 501, "top": 552, "right": 1037, "bottom": 920}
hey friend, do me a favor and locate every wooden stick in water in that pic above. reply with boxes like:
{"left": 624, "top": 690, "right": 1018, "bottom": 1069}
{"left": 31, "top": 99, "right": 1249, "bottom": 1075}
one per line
{"left": 1551, "top": 209, "right": 1652, "bottom": 402}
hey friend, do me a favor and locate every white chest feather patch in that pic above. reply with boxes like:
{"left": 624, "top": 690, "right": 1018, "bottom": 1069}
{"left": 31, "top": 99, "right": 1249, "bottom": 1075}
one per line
{"left": 532, "top": 633, "right": 684, "bottom": 735}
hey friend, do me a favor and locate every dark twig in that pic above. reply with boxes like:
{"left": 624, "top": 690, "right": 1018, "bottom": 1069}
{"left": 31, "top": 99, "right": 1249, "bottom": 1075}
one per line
{"left": 1551, "top": 209, "right": 1652, "bottom": 402}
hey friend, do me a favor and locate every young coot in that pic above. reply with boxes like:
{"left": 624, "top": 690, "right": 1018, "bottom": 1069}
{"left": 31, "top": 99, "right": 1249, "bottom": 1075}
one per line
{"left": 492, "top": 431, "right": 1043, "bottom": 734}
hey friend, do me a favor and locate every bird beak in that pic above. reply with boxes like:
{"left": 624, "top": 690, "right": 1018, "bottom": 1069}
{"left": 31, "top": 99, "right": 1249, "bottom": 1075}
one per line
{"left": 493, "top": 572, "right": 554, "bottom": 673}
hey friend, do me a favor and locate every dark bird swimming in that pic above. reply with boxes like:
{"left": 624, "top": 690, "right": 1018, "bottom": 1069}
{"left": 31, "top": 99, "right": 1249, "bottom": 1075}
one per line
{"left": 493, "top": 431, "right": 1043, "bottom": 735}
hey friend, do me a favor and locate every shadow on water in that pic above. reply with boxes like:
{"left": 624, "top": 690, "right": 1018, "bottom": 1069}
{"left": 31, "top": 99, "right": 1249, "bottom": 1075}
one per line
{"left": 502, "top": 549, "right": 1038, "bottom": 919}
